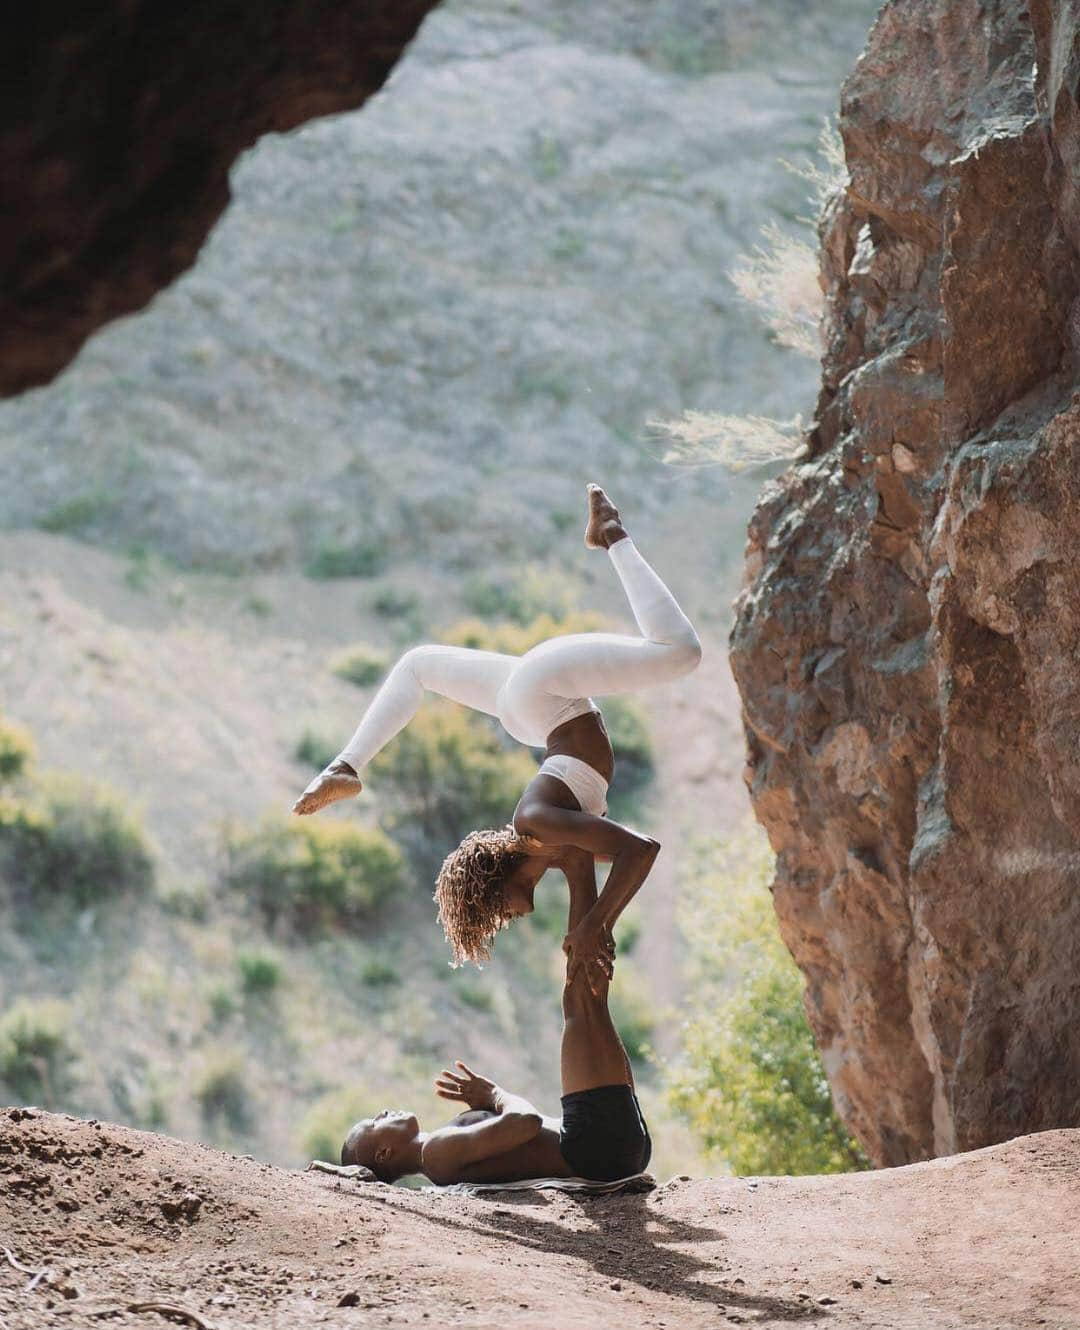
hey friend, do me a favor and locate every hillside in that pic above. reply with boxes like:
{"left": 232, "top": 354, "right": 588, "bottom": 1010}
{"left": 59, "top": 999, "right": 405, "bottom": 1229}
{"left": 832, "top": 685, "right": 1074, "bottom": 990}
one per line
{"left": 0, "top": 0, "right": 880, "bottom": 1177}
{"left": 1, "top": 1109, "right": 1076, "bottom": 1329}
{"left": 0, "top": 0, "right": 878, "bottom": 576}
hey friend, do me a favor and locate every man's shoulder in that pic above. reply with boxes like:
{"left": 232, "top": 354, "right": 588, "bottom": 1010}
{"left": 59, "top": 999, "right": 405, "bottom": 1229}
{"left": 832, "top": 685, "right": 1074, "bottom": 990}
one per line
{"left": 420, "top": 1122, "right": 475, "bottom": 1183}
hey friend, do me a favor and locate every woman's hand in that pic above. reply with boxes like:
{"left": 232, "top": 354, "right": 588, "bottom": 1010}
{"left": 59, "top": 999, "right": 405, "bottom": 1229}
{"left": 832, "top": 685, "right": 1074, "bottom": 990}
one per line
{"left": 433, "top": 1060, "right": 498, "bottom": 1111}
{"left": 562, "top": 920, "right": 616, "bottom": 994}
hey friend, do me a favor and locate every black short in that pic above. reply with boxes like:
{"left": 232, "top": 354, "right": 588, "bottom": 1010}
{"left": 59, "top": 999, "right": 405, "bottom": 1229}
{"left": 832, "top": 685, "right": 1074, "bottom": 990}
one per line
{"left": 559, "top": 1083, "right": 652, "bottom": 1182}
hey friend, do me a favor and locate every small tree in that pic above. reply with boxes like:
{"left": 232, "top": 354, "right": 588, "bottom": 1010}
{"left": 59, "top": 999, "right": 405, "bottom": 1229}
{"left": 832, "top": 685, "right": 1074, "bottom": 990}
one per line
{"left": 223, "top": 816, "right": 407, "bottom": 934}
{"left": 0, "top": 776, "right": 154, "bottom": 908}
{"left": 667, "top": 825, "right": 867, "bottom": 1175}
{"left": 370, "top": 703, "right": 536, "bottom": 868}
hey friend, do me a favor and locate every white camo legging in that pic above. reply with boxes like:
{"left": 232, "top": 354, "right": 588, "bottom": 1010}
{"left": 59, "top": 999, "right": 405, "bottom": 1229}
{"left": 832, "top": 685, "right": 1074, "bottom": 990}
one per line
{"left": 339, "top": 536, "right": 702, "bottom": 766}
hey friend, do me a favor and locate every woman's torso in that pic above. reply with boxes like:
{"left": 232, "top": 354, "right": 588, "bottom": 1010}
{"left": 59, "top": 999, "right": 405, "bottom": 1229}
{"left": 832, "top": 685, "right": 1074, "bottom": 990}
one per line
{"left": 543, "top": 710, "right": 614, "bottom": 784}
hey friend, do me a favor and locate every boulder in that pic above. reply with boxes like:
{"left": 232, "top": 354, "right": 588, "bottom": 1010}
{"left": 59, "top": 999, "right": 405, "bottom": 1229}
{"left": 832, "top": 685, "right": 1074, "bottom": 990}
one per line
{"left": 0, "top": 1, "right": 438, "bottom": 395}
{"left": 732, "top": 0, "right": 1080, "bottom": 1164}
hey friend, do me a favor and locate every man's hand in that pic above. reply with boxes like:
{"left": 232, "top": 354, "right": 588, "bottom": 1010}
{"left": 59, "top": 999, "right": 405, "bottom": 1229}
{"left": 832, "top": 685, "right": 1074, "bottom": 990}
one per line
{"left": 562, "top": 920, "right": 616, "bottom": 994}
{"left": 434, "top": 1060, "right": 499, "bottom": 1111}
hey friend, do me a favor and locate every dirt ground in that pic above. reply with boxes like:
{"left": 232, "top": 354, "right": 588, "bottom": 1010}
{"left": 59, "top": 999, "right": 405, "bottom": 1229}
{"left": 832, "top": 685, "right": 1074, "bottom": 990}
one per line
{"left": 1, "top": 1110, "right": 1076, "bottom": 1330}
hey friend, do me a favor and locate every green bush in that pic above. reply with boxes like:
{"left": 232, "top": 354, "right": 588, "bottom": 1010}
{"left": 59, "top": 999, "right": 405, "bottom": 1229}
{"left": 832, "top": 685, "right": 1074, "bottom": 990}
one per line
{"left": 223, "top": 816, "right": 407, "bottom": 934}
{"left": 615, "top": 907, "right": 642, "bottom": 956}
{"left": 206, "top": 983, "right": 238, "bottom": 1027}
{"left": 195, "top": 1050, "right": 251, "bottom": 1132}
{"left": 359, "top": 957, "right": 400, "bottom": 988}
{"left": 300, "top": 1088, "right": 375, "bottom": 1164}
{"left": 370, "top": 702, "right": 536, "bottom": 861}
{"left": 0, "top": 999, "right": 77, "bottom": 1106}
{"left": 294, "top": 730, "right": 337, "bottom": 772}
{"left": 528, "top": 865, "right": 572, "bottom": 941}
{"left": 372, "top": 587, "right": 423, "bottom": 623}
{"left": 0, "top": 716, "right": 34, "bottom": 783}
{"left": 601, "top": 697, "right": 655, "bottom": 807}
{"left": 329, "top": 643, "right": 389, "bottom": 688}
{"left": 667, "top": 827, "right": 868, "bottom": 1176}
{"left": 450, "top": 977, "right": 494, "bottom": 1013}
{"left": 305, "top": 539, "right": 384, "bottom": 580}
{"left": 443, "top": 610, "right": 609, "bottom": 657}
{"left": 236, "top": 949, "right": 283, "bottom": 997}
{"left": 0, "top": 777, "right": 154, "bottom": 908}
{"left": 461, "top": 564, "right": 581, "bottom": 625}
{"left": 37, "top": 493, "right": 115, "bottom": 535}
{"left": 157, "top": 881, "right": 210, "bottom": 922}
{"left": 609, "top": 962, "right": 656, "bottom": 1065}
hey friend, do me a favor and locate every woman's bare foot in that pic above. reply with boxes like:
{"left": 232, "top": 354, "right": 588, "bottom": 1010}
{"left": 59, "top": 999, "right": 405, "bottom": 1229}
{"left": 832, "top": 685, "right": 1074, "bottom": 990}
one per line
{"left": 584, "top": 483, "right": 628, "bottom": 549}
{"left": 292, "top": 759, "right": 362, "bottom": 815}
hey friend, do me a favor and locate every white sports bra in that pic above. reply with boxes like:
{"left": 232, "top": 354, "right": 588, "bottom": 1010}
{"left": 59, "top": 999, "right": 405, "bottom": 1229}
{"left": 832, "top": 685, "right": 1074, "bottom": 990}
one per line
{"left": 536, "top": 753, "right": 609, "bottom": 816}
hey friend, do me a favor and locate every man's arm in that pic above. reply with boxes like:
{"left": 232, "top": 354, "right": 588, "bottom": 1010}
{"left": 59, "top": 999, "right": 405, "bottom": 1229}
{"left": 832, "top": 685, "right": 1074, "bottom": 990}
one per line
{"left": 422, "top": 1063, "right": 543, "bottom": 1181}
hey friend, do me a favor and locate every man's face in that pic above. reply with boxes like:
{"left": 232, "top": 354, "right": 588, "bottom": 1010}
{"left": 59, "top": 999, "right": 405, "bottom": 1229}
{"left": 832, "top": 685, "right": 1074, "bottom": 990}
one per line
{"left": 349, "top": 1109, "right": 420, "bottom": 1165}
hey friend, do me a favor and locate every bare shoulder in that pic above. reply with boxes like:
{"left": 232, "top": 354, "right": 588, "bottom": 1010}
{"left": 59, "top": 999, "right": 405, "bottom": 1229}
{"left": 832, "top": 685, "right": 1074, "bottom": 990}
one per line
{"left": 419, "top": 1124, "right": 462, "bottom": 1180}
{"left": 420, "top": 1119, "right": 485, "bottom": 1183}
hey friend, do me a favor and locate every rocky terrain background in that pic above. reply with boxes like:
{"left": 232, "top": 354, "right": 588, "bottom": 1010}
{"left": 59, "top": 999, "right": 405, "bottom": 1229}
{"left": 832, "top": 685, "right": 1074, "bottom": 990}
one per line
{"left": 0, "top": 0, "right": 877, "bottom": 578}
{"left": 731, "top": 0, "right": 1080, "bottom": 1166}
{"left": 0, "top": 0, "right": 881, "bottom": 1175}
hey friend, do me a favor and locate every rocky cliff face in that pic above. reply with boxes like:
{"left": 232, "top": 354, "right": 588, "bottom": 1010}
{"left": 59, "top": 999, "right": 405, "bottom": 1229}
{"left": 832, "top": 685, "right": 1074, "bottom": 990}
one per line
{"left": 0, "top": 1, "right": 438, "bottom": 396}
{"left": 731, "top": 0, "right": 1080, "bottom": 1166}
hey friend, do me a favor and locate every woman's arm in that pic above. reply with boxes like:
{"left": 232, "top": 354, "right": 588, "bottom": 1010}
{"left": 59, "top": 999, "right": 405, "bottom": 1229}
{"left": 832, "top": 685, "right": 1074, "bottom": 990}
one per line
{"left": 514, "top": 800, "right": 659, "bottom": 989}
{"left": 560, "top": 846, "right": 598, "bottom": 929}
{"left": 559, "top": 847, "right": 616, "bottom": 981}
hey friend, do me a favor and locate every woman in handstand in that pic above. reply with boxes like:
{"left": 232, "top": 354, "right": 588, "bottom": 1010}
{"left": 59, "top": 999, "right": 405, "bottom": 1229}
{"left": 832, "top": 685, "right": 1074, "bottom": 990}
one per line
{"left": 292, "top": 484, "right": 702, "bottom": 983}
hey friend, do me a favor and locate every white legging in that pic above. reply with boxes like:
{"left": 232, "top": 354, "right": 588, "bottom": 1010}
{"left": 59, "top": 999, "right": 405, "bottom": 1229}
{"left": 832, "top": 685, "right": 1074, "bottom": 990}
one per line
{"left": 339, "top": 537, "right": 702, "bottom": 765}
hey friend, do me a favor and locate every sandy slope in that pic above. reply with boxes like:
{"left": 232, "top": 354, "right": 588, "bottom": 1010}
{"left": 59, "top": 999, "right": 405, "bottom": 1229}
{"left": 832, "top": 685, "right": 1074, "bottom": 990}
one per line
{"left": 1, "top": 1109, "right": 1076, "bottom": 1330}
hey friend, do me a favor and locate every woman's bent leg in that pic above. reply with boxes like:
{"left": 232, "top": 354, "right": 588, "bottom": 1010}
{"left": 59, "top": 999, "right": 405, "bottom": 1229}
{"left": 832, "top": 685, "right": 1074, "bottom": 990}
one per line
{"left": 515, "top": 538, "right": 701, "bottom": 702}
{"left": 608, "top": 535, "right": 698, "bottom": 651}
{"left": 339, "top": 645, "right": 516, "bottom": 772}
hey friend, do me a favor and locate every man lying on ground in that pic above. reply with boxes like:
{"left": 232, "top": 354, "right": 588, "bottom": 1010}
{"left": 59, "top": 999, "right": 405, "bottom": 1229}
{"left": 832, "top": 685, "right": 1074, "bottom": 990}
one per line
{"left": 339, "top": 850, "right": 651, "bottom": 1186}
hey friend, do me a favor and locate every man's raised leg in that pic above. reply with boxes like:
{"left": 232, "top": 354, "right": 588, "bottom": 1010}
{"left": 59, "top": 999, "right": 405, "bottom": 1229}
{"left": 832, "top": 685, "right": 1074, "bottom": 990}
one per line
{"left": 560, "top": 966, "right": 634, "bottom": 1096}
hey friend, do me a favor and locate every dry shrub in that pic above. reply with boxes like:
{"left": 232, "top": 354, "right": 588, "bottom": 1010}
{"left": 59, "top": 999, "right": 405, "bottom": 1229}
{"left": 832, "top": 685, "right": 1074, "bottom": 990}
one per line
{"left": 730, "top": 222, "right": 823, "bottom": 358}
{"left": 651, "top": 411, "right": 806, "bottom": 472}
{"left": 780, "top": 117, "right": 847, "bottom": 218}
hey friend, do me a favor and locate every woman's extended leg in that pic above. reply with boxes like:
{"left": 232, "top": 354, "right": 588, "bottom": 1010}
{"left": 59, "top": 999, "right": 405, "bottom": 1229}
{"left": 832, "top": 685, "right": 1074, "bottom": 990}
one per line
{"left": 508, "top": 494, "right": 701, "bottom": 707}
{"left": 339, "top": 645, "right": 515, "bottom": 772}
{"left": 293, "top": 645, "right": 516, "bottom": 814}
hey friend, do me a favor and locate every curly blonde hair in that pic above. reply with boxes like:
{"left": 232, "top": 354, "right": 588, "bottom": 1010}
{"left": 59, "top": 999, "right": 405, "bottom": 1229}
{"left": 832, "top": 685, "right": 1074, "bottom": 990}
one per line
{"left": 434, "top": 825, "right": 525, "bottom": 968}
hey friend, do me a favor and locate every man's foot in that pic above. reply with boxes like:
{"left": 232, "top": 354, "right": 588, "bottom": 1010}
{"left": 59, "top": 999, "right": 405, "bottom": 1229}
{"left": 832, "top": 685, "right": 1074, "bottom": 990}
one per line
{"left": 584, "top": 483, "right": 628, "bottom": 549}
{"left": 292, "top": 759, "right": 362, "bottom": 815}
